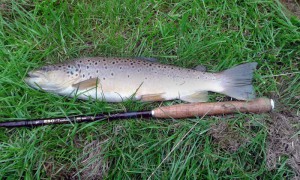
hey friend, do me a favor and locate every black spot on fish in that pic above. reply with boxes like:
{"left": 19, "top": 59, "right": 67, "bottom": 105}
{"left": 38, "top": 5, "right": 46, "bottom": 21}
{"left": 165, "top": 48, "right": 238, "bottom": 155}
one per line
{"left": 95, "top": 62, "right": 98, "bottom": 65}
{"left": 83, "top": 74, "right": 85, "bottom": 78}
{"left": 111, "top": 73, "right": 114, "bottom": 76}
{"left": 128, "top": 75, "right": 130, "bottom": 78}
{"left": 119, "top": 67, "right": 122, "bottom": 69}
{"left": 112, "top": 62, "right": 115, "bottom": 64}
{"left": 103, "top": 77, "right": 105, "bottom": 80}
{"left": 87, "top": 66, "right": 89, "bottom": 69}
{"left": 96, "top": 70, "right": 99, "bottom": 73}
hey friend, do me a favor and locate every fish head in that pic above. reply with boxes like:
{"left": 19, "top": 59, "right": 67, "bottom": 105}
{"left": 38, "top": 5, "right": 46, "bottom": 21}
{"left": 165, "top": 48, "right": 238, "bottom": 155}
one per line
{"left": 25, "top": 64, "right": 78, "bottom": 91}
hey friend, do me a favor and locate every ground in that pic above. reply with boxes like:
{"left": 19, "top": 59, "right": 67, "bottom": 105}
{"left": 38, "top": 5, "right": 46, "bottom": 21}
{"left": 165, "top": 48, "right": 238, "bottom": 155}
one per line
{"left": 0, "top": 0, "right": 299, "bottom": 179}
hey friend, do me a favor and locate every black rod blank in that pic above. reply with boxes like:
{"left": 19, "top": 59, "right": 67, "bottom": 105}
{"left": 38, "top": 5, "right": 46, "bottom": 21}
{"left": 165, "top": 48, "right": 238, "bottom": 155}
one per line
{"left": 0, "top": 111, "right": 153, "bottom": 128}
{"left": 0, "top": 98, "right": 274, "bottom": 128}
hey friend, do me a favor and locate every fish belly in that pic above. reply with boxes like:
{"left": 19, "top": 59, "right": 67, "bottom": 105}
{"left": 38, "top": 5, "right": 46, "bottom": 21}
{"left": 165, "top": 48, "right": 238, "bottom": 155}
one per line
{"left": 76, "top": 88, "right": 136, "bottom": 102}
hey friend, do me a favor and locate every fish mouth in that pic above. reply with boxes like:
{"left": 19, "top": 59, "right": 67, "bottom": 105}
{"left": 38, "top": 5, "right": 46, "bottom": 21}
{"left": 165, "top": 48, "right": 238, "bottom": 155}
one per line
{"left": 24, "top": 70, "right": 64, "bottom": 91}
{"left": 27, "top": 70, "right": 45, "bottom": 78}
{"left": 24, "top": 70, "right": 46, "bottom": 88}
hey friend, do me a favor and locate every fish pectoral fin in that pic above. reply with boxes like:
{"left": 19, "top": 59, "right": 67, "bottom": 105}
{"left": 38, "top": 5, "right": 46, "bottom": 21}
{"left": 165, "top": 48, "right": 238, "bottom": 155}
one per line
{"left": 72, "top": 78, "right": 99, "bottom": 90}
{"left": 140, "top": 93, "right": 165, "bottom": 102}
{"left": 180, "top": 91, "right": 208, "bottom": 102}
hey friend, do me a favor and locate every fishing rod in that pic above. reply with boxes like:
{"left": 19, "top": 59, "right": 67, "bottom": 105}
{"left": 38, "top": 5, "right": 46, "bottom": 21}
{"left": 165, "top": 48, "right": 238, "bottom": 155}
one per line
{"left": 0, "top": 98, "right": 274, "bottom": 128}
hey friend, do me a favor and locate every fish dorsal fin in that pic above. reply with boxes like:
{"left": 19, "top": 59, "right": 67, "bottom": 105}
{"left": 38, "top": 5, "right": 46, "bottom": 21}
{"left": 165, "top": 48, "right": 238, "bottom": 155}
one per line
{"left": 136, "top": 57, "right": 158, "bottom": 62}
{"left": 194, "top": 65, "right": 207, "bottom": 72}
{"left": 72, "top": 78, "right": 99, "bottom": 90}
{"left": 140, "top": 93, "right": 165, "bottom": 101}
{"left": 180, "top": 91, "right": 208, "bottom": 102}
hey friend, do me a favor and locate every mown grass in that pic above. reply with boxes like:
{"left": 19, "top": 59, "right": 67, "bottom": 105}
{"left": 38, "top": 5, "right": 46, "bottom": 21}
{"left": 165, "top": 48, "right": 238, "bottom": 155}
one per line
{"left": 0, "top": 0, "right": 299, "bottom": 179}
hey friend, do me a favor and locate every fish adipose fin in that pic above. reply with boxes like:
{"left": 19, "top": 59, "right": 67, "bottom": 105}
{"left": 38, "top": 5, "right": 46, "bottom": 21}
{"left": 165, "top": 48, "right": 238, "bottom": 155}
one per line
{"left": 220, "top": 62, "right": 257, "bottom": 100}
{"left": 194, "top": 65, "right": 207, "bottom": 72}
{"left": 136, "top": 57, "right": 158, "bottom": 62}
{"left": 180, "top": 91, "right": 208, "bottom": 102}
{"left": 72, "top": 78, "right": 99, "bottom": 90}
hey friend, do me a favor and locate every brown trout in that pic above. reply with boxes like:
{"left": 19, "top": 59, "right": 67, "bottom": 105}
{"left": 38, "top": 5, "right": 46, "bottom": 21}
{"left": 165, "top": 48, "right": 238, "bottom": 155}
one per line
{"left": 25, "top": 57, "right": 257, "bottom": 102}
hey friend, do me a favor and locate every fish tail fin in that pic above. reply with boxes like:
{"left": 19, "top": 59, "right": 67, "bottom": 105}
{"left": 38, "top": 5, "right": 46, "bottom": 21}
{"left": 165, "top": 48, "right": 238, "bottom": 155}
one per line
{"left": 219, "top": 62, "right": 258, "bottom": 100}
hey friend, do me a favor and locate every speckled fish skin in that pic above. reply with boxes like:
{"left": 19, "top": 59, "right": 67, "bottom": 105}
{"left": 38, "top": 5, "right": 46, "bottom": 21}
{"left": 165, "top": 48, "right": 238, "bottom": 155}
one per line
{"left": 25, "top": 57, "right": 257, "bottom": 102}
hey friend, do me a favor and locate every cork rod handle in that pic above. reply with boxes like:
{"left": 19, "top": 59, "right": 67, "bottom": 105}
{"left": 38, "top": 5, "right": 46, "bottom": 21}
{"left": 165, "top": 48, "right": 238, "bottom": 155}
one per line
{"left": 152, "top": 98, "right": 274, "bottom": 119}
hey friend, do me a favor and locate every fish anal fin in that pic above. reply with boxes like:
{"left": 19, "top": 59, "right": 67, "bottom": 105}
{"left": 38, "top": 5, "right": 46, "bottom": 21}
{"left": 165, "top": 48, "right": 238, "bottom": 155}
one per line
{"left": 180, "top": 91, "right": 208, "bottom": 102}
{"left": 140, "top": 93, "right": 165, "bottom": 102}
{"left": 72, "top": 78, "right": 99, "bottom": 90}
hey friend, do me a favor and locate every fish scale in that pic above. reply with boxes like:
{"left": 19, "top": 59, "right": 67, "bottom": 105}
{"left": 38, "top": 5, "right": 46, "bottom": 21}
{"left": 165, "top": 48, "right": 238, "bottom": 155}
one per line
{"left": 25, "top": 57, "right": 257, "bottom": 102}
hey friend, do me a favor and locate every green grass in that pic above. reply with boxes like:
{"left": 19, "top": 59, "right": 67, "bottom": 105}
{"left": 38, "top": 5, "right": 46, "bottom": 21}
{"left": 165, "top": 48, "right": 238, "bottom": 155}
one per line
{"left": 0, "top": 0, "right": 299, "bottom": 179}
